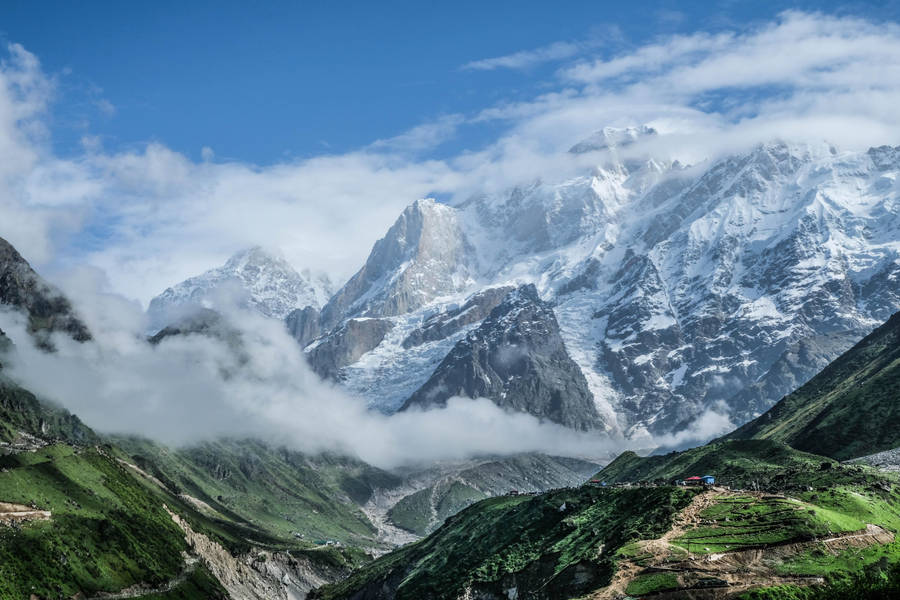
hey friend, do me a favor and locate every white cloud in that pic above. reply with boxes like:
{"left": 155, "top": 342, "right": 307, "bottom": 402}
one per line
{"left": 369, "top": 114, "right": 465, "bottom": 152}
{"left": 462, "top": 40, "right": 587, "bottom": 71}
{"left": 0, "top": 302, "right": 618, "bottom": 468}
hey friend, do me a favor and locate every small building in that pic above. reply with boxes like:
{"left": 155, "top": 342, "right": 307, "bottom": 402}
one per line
{"left": 684, "top": 475, "right": 715, "bottom": 486}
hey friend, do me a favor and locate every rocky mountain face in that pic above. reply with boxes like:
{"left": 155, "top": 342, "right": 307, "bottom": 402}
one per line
{"left": 0, "top": 236, "right": 91, "bottom": 347}
{"left": 724, "top": 310, "right": 900, "bottom": 460}
{"left": 286, "top": 305, "right": 323, "bottom": 347}
{"left": 147, "top": 246, "right": 333, "bottom": 331}
{"left": 287, "top": 134, "right": 900, "bottom": 442}
{"left": 306, "top": 318, "right": 395, "bottom": 380}
{"left": 402, "top": 285, "right": 604, "bottom": 431}
{"left": 318, "top": 199, "right": 474, "bottom": 330}
{"left": 0, "top": 237, "right": 96, "bottom": 446}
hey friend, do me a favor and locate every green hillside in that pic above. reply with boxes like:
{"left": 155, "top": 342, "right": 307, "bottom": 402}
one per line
{"left": 0, "top": 376, "right": 97, "bottom": 446}
{"left": 389, "top": 481, "right": 486, "bottom": 536}
{"left": 0, "top": 365, "right": 375, "bottom": 598}
{"left": 113, "top": 436, "right": 399, "bottom": 548}
{"left": 596, "top": 439, "right": 882, "bottom": 490}
{"left": 315, "top": 467, "right": 900, "bottom": 600}
{"left": 0, "top": 442, "right": 228, "bottom": 599}
{"left": 724, "top": 311, "right": 900, "bottom": 460}
{"left": 313, "top": 486, "right": 698, "bottom": 600}
{"left": 317, "top": 438, "right": 900, "bottom": 599}
{"left": 0, "top": 390, "right": 373, "bottom": 599}
{"left": 386, "top": 454, "right": 600, "bottom": 536}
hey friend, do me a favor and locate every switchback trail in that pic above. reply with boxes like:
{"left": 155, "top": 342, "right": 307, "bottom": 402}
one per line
{"left": 591, "top": 489, "right": 895, "bottom": 599}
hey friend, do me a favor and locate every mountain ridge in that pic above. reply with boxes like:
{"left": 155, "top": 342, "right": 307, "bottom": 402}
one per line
{"left": 722, "top": 309, "right": 900, "bottom": 460}
{"left": 147, "top": 246, "right": 334, "bottom": 331}
{"left": 278, "top": 136, "right": 900, "bottom": 442}
{"left": 0, "top": 236, "right": 92, "bottom": 347}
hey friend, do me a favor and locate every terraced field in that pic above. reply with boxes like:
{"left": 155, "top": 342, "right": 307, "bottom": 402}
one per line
{"left": 597, "top": 489, "right": 897, "bottom": 599}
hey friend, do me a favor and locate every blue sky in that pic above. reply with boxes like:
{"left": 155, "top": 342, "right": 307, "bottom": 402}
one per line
{"left": 2, "top": 3, "right": 900, "bottom": 304}
{"left": 4, "top": 0, "right": 899, "bottom": 164}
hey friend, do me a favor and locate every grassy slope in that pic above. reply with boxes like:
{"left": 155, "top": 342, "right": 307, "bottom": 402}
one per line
{"left": 0, "top": 376, "right": 229, "bottom": 598}
{"left": 139, "top": 566, "right": 228, "bottom": 600}
{"left": 112, "top": 436, "right": 400, "bottom": 548}
{"left": 387, "top": 486, "right": 433, "bottom": 535}
{"left": 320, "top": 440, "right": 900, "bottom": 600}
{"left": 0, "top": 439, "right": 370, "bottom": 600}
{"left": 0, "top": 377, "right": 97, "bottom": 446}
{"left": 675, "top": 492, "right": 886, "bottom": 553}
{"left": 739, "top": 562, "right": 900, "bottom": 599}
{"left": 0, "top": 377, "right": 370, "bottom": 598}
{"left": 724, "top": 312, "right": 900, "bottom": 460}
{"left": 596, "top": 439, "right": 883, "bottom": 489}
{"left": 314, "top": 486, "right": 698, "bottom": 600}
{"left": 0, "top": 444, "right": 208, "bottom": 599}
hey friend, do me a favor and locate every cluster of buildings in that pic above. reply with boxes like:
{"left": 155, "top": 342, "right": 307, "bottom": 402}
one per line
{"left": 677, "top": 475, "right": 716, "bottom": 486}
{"left": 585, "top": 474, "right": 717, "bottom": 487}
{"left": 504, "top": 474, "right": 719, "bottom": 498}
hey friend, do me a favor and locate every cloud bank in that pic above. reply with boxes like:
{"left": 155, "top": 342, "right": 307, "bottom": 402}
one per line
{"left": 3, "top": 12, "right": 900, "bottom": 307}
{"left": 0, "top": 300, "right": 627, "bottom": 468}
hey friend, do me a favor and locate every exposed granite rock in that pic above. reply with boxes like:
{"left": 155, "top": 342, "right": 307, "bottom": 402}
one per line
{"left": 167, "top": 507, "right": 348, "bottom": 600}
{"left": 850, "top": 447, "right": 900, "bottom": 472}
{"left": 0, "top": 236, "right": 91, "bottom": 347}
{"left": 401, "top": 286, "right": 513, "bottom": 349}
{"left": 307, "top": 319, "right": 394, "bottom": 380}
{"left": 724, "top": 331, "right": 862, "bottom": 423}
{"left": 318, "top": 199, "right": 475, "bottom": 329}
{"left": 286, "top": 306, "right": 322, "bottom": 348}
{"left": 402, "top": 285, "right": 604, "bottom": 431}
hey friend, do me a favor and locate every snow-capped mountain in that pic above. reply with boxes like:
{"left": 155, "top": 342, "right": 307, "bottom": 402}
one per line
{"left": 293, "top": 132, "right": 900, "bottom": 442}
{"left": 147, "top": 247, "right": 333, "bottom": 330}
{"left": 319, "top": 199, "right": 475, "bottom": 330}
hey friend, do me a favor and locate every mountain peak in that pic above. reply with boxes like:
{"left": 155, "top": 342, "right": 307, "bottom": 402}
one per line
{"left": 569, "top": 125, "right": 657, "bottom": 154}
{"left": 0, "top": 237, "right": 92, "bottom": 346}
{"left": 318, "top": 198, "right": 475, "bottom": 327}
{"left": 223, "top": 245, "right": 278, "bottom": 268}
{"left": 315, "top": 138, "right": 900, "bottom": 439}
{"left": 147, "top": 247, "right": 334, "bottom": 330}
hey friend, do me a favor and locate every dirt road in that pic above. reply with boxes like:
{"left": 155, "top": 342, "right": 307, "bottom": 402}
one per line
{"left": 0, "top": 501, "right": 51, "bottom": 525}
